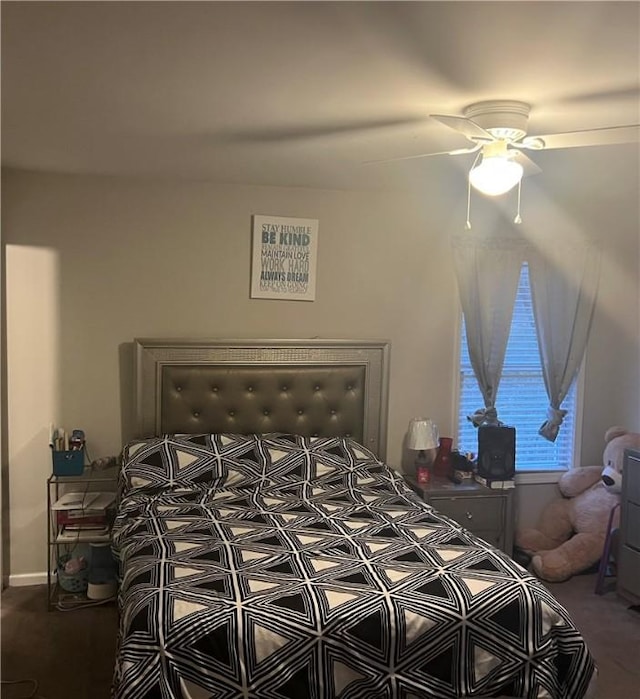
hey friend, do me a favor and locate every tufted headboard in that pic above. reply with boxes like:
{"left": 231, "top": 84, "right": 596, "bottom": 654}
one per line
{"left": 134, "top": 338, "right": 390, "bottom": 460}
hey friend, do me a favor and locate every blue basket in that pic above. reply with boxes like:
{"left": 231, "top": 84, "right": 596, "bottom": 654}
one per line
{"left": 52, "top": 449, "right": 85, "bottom": 476}
{"left": 57, "top": 554, "right": 89, "bottom": 593}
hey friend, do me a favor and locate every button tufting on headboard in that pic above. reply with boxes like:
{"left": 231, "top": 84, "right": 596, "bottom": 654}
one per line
{"left": 159, "top": 364, "right": 366, "bottom": 442}
{"left": 134, "top": 339, "right": 389, "bottom": 460}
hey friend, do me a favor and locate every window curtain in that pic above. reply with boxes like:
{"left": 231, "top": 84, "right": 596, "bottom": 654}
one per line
{"left": 527, "top": 241, "right": 601, "bottom": 441}
{"left": 452, "top": 236, "right": 527, "bottom": 426}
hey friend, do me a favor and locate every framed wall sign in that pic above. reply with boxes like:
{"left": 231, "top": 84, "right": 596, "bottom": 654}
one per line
{"left": 250, "top": 214, "right": 319, "bottom": 301}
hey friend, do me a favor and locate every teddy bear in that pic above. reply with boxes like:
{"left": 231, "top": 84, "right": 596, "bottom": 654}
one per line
{"left": 515, "top": 426, "right": 640, "bottom": 583}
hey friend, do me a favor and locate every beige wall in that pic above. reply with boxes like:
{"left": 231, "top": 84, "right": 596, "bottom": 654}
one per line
{"left": 2, "top": 167, "right": 639, "bottom": 578}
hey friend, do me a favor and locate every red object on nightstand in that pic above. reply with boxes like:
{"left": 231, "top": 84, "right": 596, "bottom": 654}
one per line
{"left": 432, "top": 437, "right": 453, "bottom": 478}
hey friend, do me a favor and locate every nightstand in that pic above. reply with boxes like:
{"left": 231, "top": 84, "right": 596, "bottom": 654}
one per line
{"left": 406, "top": 475, "right": 514, "bottom": 555}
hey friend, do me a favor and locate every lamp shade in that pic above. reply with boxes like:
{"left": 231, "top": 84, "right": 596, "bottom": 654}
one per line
{"left": 407, "top": 418, "right": 438, "bottom": 451}
{"left": 469, "top": 155, "right": 523, "bottom": 196}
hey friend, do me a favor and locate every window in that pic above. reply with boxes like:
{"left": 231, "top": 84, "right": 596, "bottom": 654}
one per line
{"left": 457, "top": 263, "right": 579, "bottom": 471}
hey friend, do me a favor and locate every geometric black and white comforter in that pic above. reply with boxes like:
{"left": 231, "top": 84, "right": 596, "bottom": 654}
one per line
{"left": 111, "top": 433, "right": 596, "bottom": 699}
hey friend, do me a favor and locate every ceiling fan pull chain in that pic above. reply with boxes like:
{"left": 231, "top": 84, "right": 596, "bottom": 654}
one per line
{"left": 465, "top": 151, "right": 482, "bottom": 230}
{"left": 514, "top": 180, "right": 523, "bottom": 224}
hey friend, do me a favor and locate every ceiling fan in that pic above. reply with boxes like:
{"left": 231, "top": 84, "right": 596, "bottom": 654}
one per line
{"left": 375, "top": 100, "right": 640, "bottom": 197}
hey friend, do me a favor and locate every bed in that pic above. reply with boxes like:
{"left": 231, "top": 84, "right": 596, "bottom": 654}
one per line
{"left": 112, "top": 338, "right": 596, "bottom": 699}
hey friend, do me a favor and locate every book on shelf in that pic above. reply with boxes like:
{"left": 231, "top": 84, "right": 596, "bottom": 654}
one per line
{"left": 56, "top": 526, "right": 111, "bottom": 543}
{"left": 474, "top": 475, "right": 515, "bottom": 489}
{"left": 63, "top": 522, "right": 109, "bottom": 531}
{"left": 56, "top": 511, "right": 108, "bottom": 526}
{"left": 52, "top": 491, "right": 115, "bottom": 512}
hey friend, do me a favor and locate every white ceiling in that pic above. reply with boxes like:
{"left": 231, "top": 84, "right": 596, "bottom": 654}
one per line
{"left": 2, "top": 1, "right": 639, "bottom": 192}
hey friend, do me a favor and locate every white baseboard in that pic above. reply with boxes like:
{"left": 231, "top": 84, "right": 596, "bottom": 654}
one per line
{"left": 8, "top": 572, "right": 48, "bottom": 587}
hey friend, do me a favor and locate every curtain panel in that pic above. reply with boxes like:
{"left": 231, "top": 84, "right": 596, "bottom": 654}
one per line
{"left": 528, "top": 242, "right": 601, "bottom": 441}
{"left": 451, "top": 236, "right": 527, "bottom": 425}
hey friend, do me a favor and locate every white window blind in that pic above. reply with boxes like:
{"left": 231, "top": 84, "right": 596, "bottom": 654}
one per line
{"left": 457, "top": 263, "right": 577, "bottom": 471}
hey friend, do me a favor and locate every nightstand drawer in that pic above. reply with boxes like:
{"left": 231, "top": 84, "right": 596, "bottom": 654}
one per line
{"left": 622, "top": 501, "right": 640, "bottom": 550}
{"left": 431, "top": 496, "right": 503, "bottom": 531}
{"left": 404, "top": 475, "right": 514, "bottom": 555}
{"left": 619, "top": 545, "right": 640, "bottom": 597}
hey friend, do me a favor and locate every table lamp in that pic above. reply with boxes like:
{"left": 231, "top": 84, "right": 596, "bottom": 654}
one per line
{"left": 407, "top": 417, "right": 438, "bottom": 482}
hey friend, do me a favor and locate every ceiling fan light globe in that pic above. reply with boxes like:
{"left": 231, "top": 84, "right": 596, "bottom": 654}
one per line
{"left": 469, "top": 157, "right": 523, "bottom": 196}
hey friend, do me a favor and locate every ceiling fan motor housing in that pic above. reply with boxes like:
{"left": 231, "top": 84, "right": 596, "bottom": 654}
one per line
{"left": 464, "top": 100, "right": 531, "bottom": 142}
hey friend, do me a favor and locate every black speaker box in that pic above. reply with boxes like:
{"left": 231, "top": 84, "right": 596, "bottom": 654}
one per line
{"left": 477, "top": 425, "right": 516, "bottom": 480}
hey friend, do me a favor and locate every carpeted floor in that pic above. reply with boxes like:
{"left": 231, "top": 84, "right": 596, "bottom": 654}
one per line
{"left": 1, "top": 573, "right": 638, "bottom": 698}
{"left": 544, "top": 573, "right": 640, "bottom": 699}
{"left": 1, "top": 585, "right": 118, "bottom": 699}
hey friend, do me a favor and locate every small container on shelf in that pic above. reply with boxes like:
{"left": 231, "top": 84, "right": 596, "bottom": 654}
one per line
{"left": 56, "top": 553, "right": 89, "bottom": 593}
{"left": 52, "top": 450, "right": 85, "bottom": 476}
{"left": 50, "top": 426, "right": 86, "bottom": 476}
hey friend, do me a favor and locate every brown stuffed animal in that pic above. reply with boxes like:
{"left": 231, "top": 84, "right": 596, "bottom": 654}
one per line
{"left": 516, "top": 426, "right": 640, "bottom": 582}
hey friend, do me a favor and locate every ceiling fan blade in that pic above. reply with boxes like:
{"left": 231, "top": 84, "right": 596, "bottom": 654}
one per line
{"left": 216, "top": 116, "right": 427, "bottom": 144}
{"left": 430, "top": 114, "right": 494, "bottom": 142}
{"left": 551, "top": 85, "right": 639, "bottom": 107}
{"left": 510, "top": 149, "right": 542, "bottom": 176}
{"left": 364, "top": 143, "right": 481, "bottom": 165}
{"left": 535, "top": 124, "right": 639, "bottom": 150}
